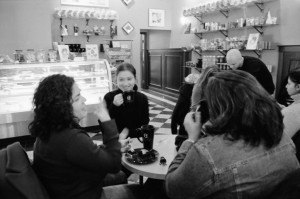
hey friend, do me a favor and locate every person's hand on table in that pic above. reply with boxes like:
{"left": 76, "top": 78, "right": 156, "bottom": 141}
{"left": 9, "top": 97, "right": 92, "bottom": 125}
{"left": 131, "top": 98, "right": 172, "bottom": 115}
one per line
{"left": 119, "top": 127, "right": 132, "bottom": 153}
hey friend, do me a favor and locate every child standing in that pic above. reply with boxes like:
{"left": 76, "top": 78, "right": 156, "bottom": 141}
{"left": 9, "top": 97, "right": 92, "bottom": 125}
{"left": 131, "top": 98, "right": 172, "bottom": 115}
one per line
{"left": 104, "top": 63, "right": 149, "bottom": 138}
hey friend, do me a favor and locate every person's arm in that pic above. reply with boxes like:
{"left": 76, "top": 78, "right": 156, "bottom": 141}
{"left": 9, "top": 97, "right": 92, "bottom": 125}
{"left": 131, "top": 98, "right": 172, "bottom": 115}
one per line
{"left": 282, "top": 106, "right": 300, "bottom": 138}
{"left": 253, "top": 60, "right": 275, "bottom": 95}
{"left": 171, "top": 84, "right": 192, "bottom": 134}
{"left": 66, "top": 121, "right": 121, "bottom": 173}
{"left": 165, "top": 141, "right": 213, "bottom": 198}
{"left": 171, "top": 99, "right": 181, "bottom": 134}
{"left": 140, "top": 94, "right": 150, "bottom": 126}
{"left": 128, "top": 94, "right": 150, "bottom": 137}
{"left": 104, "top": 92, "right": 121, "bottom": 118}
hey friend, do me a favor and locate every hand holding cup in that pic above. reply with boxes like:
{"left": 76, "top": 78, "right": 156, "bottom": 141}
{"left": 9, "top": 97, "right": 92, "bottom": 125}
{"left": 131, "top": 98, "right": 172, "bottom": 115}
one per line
{"left": 113, "top": 94, "right": 124, "bottom": 106}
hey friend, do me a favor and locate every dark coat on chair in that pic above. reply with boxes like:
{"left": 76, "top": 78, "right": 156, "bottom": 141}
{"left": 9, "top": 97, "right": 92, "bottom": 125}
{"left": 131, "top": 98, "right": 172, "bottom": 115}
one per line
{"left": 268, "top": 168, "right": 300, "bottom": 199}
{"left": 0, "top": 142, "right": 49, "bottom": 199}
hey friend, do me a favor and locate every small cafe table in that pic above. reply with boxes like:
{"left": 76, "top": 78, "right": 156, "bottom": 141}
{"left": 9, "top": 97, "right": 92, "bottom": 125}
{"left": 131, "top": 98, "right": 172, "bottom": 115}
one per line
{"left": 122, "top": 134, "right": 177, "bottom": 184}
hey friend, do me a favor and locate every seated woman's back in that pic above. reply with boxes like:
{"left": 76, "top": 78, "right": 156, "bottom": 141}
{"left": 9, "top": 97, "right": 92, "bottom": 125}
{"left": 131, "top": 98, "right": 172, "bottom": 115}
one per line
{"left": 165, "top": 70, "right": 300, "bottom": 199}
{"left": 191, "top": 132, "right": 298, "bottom": 198}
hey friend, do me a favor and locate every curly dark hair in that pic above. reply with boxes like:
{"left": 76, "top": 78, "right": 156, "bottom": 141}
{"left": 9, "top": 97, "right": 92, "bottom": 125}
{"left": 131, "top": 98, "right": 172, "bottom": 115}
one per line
{"left": 28, "top": 74, "right": 80, "bottom": 142}
{"left": 204, "top": 70, "right": 283, "bottom": 149}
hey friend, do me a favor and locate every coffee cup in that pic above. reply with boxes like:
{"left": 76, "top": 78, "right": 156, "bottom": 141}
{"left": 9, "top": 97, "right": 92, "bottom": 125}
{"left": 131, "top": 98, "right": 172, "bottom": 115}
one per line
{"left": 123, "top": 91, "right": 135, "bottom": 105}
{"left": 136, "top": 125, "right": 155, "bottom": 151}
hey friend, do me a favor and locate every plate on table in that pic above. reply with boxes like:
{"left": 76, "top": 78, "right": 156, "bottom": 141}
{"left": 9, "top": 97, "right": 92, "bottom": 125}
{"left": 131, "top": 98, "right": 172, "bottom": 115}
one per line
{"left": 125, "top": 148, "right": 159, "bottom": 165}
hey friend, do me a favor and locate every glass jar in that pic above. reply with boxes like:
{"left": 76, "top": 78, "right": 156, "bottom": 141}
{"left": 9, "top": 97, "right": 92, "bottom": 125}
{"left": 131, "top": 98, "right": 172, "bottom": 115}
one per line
{"left": 36, "top": 49, "right": 46, "bottom": 63}
{"left": 25, "top": 49, "right": 36, "bottom": 63}
{"left": 13, "top": 50, "right": 25, "bottom": 63}
{"left": 48, "top": 49, "right": 57, "bottom": 62}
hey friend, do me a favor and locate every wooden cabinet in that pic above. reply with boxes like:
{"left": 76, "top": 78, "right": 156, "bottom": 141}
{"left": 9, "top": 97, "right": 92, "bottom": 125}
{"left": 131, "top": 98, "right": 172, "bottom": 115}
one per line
{"left": 147, "top": 48, "right": 190, "bottom": 96}
{"left": 276, "top": 45, "right": 300, "bottom": 105}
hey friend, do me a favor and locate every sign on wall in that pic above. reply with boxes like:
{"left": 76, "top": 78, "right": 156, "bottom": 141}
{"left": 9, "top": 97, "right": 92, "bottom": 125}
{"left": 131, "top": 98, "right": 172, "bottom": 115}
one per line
{"left": 61, "top": 0, "right": 109, "bottom": 7}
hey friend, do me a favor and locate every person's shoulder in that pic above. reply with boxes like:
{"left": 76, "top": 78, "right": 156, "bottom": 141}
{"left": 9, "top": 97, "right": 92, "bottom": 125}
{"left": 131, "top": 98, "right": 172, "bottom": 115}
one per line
{"left": 63, "top": 128, "right": 87, "bottom": 137}
{"left": 179, "top": 83, "right": 194, "bottom": 96}
{"left": 244, "top": 56, "right": 264, "bottom": 65}
{"left": 180, "top": 83, "right": 194, "bottom": 91}
{"left": 282, "top": 103, "right": 300, "bottom": 114}
{"left": 136, "top": 91, "right": 148, "bottom": 100}
{"left": 104, "top": 89, "right": 121, "bottom": 99}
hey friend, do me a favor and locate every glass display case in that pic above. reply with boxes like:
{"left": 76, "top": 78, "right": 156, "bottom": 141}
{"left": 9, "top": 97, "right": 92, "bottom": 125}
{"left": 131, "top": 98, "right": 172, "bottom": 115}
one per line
{"left": 0, "top": 60, "right": 112, "bottom": 138}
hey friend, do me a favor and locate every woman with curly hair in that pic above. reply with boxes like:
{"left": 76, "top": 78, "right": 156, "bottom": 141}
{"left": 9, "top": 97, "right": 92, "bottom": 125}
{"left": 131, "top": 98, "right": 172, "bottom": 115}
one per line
{"left": 166, "top": 70, "right": 299, "bottom": 199}
{"left": 29, "top": 74, "right": 129, "bottom": 199}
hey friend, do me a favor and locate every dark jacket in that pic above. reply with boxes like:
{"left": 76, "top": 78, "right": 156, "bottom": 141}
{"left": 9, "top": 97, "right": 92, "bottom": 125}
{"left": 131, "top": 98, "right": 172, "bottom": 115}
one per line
{"left": 104, "top": 85, "right": 149, "bottom": 137}
{"left": 0, "top": 142, "right": 49, "bottom": 199}
{"left": 240, "top": 56, "right": 275, "bottom": 94}
{"left": 33, "top": 120, "right": 121, "bottom": 199}
{"left": 171, "top": 83, "right": 194, "bottom": 136}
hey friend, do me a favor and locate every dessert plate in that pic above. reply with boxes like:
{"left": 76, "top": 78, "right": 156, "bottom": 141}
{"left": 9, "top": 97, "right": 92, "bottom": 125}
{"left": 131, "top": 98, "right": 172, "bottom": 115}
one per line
{"left": 125, "top": 148, "right": 159, "bottom": 165}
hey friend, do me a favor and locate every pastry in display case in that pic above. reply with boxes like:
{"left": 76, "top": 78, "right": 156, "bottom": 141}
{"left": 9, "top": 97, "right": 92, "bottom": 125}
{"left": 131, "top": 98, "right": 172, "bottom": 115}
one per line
{"left": 0, "top": 60, "right": 112, "bottom": 139}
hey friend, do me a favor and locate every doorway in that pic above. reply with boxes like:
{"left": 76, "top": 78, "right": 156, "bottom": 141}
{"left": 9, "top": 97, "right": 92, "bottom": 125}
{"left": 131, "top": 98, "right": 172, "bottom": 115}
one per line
{"left": 140, "top": 30, "right": 149, "bottom": 89}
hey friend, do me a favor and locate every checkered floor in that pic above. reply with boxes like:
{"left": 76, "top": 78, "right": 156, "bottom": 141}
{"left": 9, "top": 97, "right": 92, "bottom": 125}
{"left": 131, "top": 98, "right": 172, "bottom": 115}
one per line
{"left": 149, "top": 101, "right": 173, "bottom": 135}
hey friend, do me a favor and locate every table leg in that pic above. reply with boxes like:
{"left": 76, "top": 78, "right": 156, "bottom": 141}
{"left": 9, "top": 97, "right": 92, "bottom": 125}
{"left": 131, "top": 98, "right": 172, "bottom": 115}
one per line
{"left": 139, "top": 175, "right": 143, "bottom": 185}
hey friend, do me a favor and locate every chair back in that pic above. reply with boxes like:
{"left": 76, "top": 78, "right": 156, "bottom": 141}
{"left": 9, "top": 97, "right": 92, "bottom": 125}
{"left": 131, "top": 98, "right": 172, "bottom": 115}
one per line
{"left": 0, "top": 142, "right": 50, "bottom": 199}
{"left": 268, "top": 168, "right": 300, "bottom": 199}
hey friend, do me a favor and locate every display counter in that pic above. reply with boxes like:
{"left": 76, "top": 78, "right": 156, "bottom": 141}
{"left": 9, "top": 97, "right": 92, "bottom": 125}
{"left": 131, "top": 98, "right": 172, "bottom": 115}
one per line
{"left": 0, "top": 60, "right": 112, "bottom": 138}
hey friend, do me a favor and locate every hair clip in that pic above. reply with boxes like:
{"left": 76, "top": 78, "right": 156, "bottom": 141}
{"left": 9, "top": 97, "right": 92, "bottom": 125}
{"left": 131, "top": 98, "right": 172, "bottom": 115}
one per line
{"left": 160, "top": 156, "right": 167, "bottom": 165}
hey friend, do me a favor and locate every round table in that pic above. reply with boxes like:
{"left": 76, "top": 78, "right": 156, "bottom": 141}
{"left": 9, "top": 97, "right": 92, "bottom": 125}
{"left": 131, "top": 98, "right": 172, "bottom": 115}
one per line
{"left": 122, "top": 134, "right": 177, "bottom": 181}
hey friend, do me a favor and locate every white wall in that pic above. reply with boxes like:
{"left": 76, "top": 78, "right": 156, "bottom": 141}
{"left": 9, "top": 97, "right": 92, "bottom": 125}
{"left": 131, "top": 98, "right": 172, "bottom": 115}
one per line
{"left": 1, "top": 0, "right": 300, "bottom": 86}
{"left": 0, "top": 0, "right": 173, "bottom": 86}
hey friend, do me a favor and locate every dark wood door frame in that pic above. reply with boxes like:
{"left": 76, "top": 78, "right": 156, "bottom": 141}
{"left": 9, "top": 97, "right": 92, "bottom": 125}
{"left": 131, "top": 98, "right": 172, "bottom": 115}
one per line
{"left": 140, "top": 30, "right": 149, "bottom": 89}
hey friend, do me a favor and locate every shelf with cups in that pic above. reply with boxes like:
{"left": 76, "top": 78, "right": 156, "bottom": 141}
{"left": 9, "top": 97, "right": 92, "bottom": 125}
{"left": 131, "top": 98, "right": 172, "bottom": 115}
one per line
{"left": 200, "top": 48, "right": 275, "bottom": 58}
{"left": 57, "top": 17, "right": 116, "bottom": 42}
{"left": 185, "top": 0, "right": 277, "bottom": 19}
{"left": 193, "top": 23, "right": 278, "bottom": 39}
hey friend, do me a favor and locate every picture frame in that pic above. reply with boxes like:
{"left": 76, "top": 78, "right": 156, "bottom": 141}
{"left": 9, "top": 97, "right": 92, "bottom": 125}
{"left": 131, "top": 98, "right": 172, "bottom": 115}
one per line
{"left": 86, "top": 44, "right": 99, "bottom": 60}
{"left": 57, "top": 45, "right": 70, "bottom": 62}
{"left": 246, "top": 33, "right": 260, "bottom": 50}
{"left": 122, "top": 22, "right": 134, "bottom": 34}
{"left": 149, "top": 9, "right": 165, "bottom": 27}
{"left": 123, "top": 0, "right": 132, "bottom": 5}
{"left": 112, "top": 41, "right": 121, "bottom": 48}
{"left": 61, "top": 0, "right": 109, "bottom": 7}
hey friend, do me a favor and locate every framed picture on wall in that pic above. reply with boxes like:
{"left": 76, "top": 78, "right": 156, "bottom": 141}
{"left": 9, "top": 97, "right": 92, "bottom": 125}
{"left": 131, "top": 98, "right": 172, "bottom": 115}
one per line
{"left": 57, "top": 45, "right": 70, "bottom": 62}
{"left": 123, "top": 0, "right": 132, "bottom": 5}
{"left": 246, "top": 33, "right": 260, "bottom": 50}
{"left": 122, "top": 22, "right": 134, "bottom": 34}
{"left": 149, "top": 9, "right": 165, "bottom": 27}
{"left": 86, "top": 44, "right": 99, "bottom": 60}
{"left": 61, "top": 0, "right": 109, "bottom": 7}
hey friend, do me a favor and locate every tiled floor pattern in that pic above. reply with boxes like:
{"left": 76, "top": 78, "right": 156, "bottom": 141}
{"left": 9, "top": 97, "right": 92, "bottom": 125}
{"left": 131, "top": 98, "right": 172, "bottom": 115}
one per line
{"left": 148, "top": 101, "right": 173, "bottom": 135}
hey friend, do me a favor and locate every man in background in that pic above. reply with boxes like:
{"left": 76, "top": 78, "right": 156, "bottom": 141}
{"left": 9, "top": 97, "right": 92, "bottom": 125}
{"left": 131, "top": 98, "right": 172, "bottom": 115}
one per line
{"left": 226, "top": 49, "right": 275, "bottom": 94}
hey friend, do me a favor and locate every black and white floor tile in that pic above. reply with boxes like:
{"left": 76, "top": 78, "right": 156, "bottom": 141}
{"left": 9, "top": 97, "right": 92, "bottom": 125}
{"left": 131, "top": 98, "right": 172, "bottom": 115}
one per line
{"left": 148, "top": 101, "right": 173, "bottom": 135}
